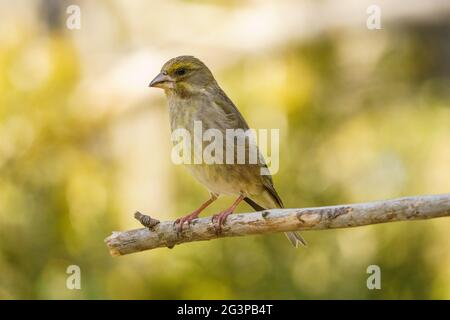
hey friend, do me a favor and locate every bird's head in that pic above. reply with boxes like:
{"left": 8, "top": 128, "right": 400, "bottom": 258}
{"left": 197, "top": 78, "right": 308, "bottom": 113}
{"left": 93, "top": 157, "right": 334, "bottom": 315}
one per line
{"left": 149, "top": 56, "right": 216, "bottom": 95}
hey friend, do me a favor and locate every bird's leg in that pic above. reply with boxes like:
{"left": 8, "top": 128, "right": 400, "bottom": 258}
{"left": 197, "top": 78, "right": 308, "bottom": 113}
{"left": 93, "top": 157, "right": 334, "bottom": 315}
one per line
{"left": 212, "top": 195, "right": 245, "bottom": 230}
{"left": 174, "top": 194, "right": 217, "bottom": 232}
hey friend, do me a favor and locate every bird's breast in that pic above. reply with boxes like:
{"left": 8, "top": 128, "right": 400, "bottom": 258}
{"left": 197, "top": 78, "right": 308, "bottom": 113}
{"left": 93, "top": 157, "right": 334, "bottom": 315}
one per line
{"left": 166, "top": 94, "right": 265, "bottom": 196}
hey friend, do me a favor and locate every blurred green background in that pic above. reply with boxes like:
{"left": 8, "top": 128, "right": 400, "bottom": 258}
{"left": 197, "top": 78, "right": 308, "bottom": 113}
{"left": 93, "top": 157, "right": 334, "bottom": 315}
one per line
{"left": 0, "top": 0, "right": 449, "bottom": 299}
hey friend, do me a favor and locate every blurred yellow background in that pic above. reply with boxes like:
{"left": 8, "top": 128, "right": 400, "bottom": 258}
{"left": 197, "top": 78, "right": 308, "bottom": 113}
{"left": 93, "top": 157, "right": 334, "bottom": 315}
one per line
{"left": 0, "top": 0, "right": 449, "bottom": 299}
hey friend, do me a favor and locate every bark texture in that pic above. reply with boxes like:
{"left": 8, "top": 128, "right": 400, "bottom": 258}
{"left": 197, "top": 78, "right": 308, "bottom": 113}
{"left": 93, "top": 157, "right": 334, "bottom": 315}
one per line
{"left": 105, "top": 194, "right": 450, "bottom": 256}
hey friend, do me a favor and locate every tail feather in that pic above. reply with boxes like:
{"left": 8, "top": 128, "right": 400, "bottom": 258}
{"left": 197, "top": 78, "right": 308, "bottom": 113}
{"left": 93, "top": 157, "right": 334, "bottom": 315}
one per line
{"left": 244, "top": 197, "right": 265, "bottom": 211}
{"left": 285, "top": 231, "right": 308, "bottom": 248}
{"left": 244, "top": 195, "right": 307, "bottom": 248}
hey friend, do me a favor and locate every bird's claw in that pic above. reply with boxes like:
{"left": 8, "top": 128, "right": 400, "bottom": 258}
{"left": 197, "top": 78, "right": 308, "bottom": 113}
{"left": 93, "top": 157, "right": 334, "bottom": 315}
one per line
{"left": 211, "top": 210, "right": 233, "bottom": 232}
{"left": 174, "top": 212, "right": 199, "bottom": 233}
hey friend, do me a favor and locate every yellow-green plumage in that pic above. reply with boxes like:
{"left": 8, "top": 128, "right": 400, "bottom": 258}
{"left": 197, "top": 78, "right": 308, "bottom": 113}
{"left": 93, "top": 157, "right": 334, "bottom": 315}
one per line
{"left": 150, "top": 55, "right": 306, "bottom": 247}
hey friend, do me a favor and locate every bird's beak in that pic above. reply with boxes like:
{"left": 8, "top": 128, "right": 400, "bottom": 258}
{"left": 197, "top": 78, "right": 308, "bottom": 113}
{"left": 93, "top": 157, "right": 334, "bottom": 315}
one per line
{"left": 149, "top": 72, "right": 172, "bottom": 88}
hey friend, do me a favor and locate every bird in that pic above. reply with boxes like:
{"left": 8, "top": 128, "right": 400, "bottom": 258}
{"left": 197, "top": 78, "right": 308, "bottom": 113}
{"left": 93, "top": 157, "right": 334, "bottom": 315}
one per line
{"left": 148, "top": 55, "right": 306, "bottom": 247}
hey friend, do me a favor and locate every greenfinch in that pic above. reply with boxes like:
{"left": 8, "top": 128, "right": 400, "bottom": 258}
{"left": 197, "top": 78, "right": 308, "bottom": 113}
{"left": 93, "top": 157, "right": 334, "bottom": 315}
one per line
{"left": 149, "top": 55, "right": 306, "bottom": 247}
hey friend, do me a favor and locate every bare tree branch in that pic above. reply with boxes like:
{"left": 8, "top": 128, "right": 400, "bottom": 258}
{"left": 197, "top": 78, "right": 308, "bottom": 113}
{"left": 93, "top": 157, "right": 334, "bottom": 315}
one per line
{"left": 105, "top": 194, "right": 450, "bottom": 256}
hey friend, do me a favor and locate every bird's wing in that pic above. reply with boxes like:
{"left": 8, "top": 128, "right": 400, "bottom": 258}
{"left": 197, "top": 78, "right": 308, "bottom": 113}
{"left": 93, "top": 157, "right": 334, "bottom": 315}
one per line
{"left": 214, "top": 88, "right": 307, "bottom": 247}
{"left": 214, "top": 86, "right": 282, "bottom": 206}
{"left": 262, "top": 177, "right": 284, "bottom": 208}
{"left": 214, "top": 87, "right": 250, "bottom": 130}
{"left": 214, "top": 87, "right": 274, "bottom": 169}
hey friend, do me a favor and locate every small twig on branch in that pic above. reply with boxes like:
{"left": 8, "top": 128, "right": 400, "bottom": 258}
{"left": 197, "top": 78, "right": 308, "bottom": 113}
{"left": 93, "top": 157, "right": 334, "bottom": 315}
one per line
{"left": 134, "top": 211, "right": 160, "bottom": 228}
{"left": 105, "top": 194, "right": 450, "bottom": 256}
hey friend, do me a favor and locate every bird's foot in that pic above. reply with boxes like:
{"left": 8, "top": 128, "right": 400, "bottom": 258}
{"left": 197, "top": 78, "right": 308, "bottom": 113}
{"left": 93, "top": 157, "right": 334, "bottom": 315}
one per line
{"left": 174, "top": 211, "right": 200, "bottom": 233}
{"left": 212, "top": 209, "right": 234, "bottom": 231}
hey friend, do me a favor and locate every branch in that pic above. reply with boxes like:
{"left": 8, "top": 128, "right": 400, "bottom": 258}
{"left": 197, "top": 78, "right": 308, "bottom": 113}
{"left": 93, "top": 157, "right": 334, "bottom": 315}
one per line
{"left": 105, "top": 194, "right": 450, "bottom": 256}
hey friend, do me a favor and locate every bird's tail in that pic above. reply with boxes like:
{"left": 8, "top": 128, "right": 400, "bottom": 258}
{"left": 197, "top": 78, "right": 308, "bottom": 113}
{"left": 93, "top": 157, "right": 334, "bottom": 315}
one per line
{"left": 244, "top": 193, "right": 308, "bottom": 248}
{"left": 284, "top": 231, "right": 307, "bottom": 248}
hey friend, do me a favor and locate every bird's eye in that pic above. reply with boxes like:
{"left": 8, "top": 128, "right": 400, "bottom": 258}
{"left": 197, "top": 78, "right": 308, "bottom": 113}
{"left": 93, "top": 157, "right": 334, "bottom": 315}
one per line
{"left": 175, "top": 68, "right": 186, "bottom": 76}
